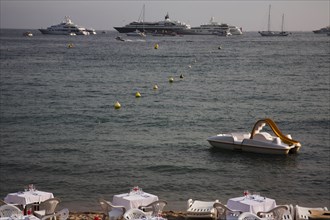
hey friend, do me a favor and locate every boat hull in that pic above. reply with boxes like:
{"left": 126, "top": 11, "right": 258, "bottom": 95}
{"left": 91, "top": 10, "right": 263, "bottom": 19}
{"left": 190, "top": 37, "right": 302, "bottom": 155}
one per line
{"left": 258, "top": 31, "right": 289, "bottom": 36}
{"left": 207, "top": 139, "right": 293, "bottom": 155}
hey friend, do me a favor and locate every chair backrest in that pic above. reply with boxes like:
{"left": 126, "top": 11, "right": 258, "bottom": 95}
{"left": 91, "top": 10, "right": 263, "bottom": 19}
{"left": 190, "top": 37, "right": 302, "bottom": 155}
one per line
{"left": 0, "top": 204, "right": 23, "bottom": 217}
{"left": 41, "top": 208, "right": 69, "bottom": 220}
{"left": 99, "top": 198, "right": 113, "bottom": 213}
{"left": 257, "top": 205, "right": 288, "bottom": 220}
{"left": 295, "top": 205, "right": 328, "bottom": 220}
{"left": 238, "top": 212, "right": 262, "bottom": 220}
{"left": 0, "top": 200, "right": 7, "bottom": 206}
{"left": 145, "top": 200, "right": 167, "bottom": 216}
{"left": 123, "top": 208, "right": 147, "bottom": 220}
{"left": 213, "top": 202, "right": 242, "bottom": 219}
{"left": 39, "top": 198, "right": 61, "bottom": 215}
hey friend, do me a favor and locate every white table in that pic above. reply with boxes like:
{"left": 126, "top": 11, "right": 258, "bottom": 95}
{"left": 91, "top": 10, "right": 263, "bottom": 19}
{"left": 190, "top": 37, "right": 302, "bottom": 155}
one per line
{"left": 227, "top": 196, "right": 277, "bottom": 214}
{"left": 0, "top": 215, "right": 40, "bottom": 220}
{"left": 112, "top": 192, "right": 159, "bottom": 210}
{"left": 4, "top": 190, "right": 54, "bottom": 207}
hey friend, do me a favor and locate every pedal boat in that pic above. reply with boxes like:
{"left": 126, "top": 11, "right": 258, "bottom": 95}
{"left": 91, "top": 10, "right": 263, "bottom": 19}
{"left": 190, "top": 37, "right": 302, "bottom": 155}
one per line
{"left": 207, "top": 118, "right": 301, "bottom": 155}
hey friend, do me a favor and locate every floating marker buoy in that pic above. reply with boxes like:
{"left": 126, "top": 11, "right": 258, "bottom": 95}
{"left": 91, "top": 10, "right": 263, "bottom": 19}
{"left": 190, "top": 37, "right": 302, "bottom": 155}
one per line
{"left": 114, "top": 101, "right": 121, "bottom": 109}
{"left": 218, "top": 46, "right": 222, "bottom": 50}
{"left": 135, "top": 92, "right": 141, "bottom": 98}
{"left": 68, "top": 43, "right": 74, "bottom": 48}
{"left": 188, "top": 65, "right": 192, "bottom": 68}
{"left": 169, "top": 77, "right": 174, "bottom": 83}
{"left": 180, "top": 74, "right": 184, "bottom": 79}
{"left": 154, "top": 43, "right": 159, "bottom": 49}
{"left": 153, "top": 84, "right": 158, "bottom": 90}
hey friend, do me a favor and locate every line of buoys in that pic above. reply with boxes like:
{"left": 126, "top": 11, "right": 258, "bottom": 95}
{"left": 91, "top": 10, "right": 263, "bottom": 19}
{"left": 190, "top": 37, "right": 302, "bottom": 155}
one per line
{"left": 114, "top": 58, "right": 196, "bottom": 110}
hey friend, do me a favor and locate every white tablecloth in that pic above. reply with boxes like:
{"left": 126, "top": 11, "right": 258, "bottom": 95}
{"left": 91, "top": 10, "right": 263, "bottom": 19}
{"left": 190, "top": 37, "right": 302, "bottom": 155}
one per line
{"left": 0, "top": 215, "right": 40, "bottom": 220}
{"left": 112, "top": 192, "right": 159, "bottom": 210}
{"left": 227, "top": 196, "right": 277, "bottom": 214}
{"left": 4, "top": 190, "right": 54, "bottom": 206}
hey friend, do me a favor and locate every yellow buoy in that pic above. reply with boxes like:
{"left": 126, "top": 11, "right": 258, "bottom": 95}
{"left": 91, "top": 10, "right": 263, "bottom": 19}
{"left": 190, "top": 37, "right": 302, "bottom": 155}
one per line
{"left": 169, "top": 77, "right": 174, "bottom": 83}
{"left": 114, "top": 101, "right": 121, "bottom": 109}
{"left": 68, "top": 43, "right": 74, "bottom": 48}
{"left": 135, "top": 92, "right": 141, "bottom": 98}
{"left": 154, "top": 43, "right": 159, "bottom": 49}
{"left": 153, "top": 84, "right": 158, "bottom": 90}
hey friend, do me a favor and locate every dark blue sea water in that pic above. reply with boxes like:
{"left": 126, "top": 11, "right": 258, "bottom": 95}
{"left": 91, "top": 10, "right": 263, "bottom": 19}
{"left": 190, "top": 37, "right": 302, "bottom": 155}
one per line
{"left": 0, "top": 29, "right": 329, "bottom": 211}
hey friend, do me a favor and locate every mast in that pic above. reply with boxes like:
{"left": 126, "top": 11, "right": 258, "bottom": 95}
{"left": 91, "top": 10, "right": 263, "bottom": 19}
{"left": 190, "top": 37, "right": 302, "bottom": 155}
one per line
{"left": 281, "top": 14, "right": 284, "bottom": 32}
{"left": 267, "top": 5, "right": 271, "bottom": 32}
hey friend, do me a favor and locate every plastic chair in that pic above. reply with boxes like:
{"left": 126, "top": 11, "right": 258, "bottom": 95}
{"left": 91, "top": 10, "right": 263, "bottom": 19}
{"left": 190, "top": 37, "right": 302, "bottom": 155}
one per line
{"left": 257, "top": 205, "right": 289, "bottom": 220}
{"left": 98, "top": 198, "right": 126, "bottom": 220}
{"left": 123, "top": 208, "right": 147, "bottom": 220}
{"left": 0, "top": 204, "right": 23, "bottom": 218}
{"left": 186, "top": 199, "right": 219, "bottom": 219}
{"left": 295, "top": 205, "right": 328, "bottom": 220}
{"left": 238, "top": 212, "right": 264, "bottom": 220}
{"left": 34, "top": 198, "right": 61, "bottom": 219}
{"left": 138, "top": 200, "right": 167, "bottom": 216}
{"left": 213, "top": 202, "right": 242, "bottom": 220}
{"left": 41, "top": 208, "right": 69, "bottom": 220}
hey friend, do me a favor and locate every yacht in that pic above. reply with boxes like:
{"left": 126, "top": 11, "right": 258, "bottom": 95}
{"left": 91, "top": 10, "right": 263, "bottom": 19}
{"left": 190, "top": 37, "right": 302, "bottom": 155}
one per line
{"left": 259, "top": 5, "right": 289, "bottom": 37}
{"left": 180, "top": 17, "right": 242, "bottom": 35}
{"left": 114, "top": 13, "right": 191, "bottom": 35}
{"left": 39, "top": 16, "right": 90, "bottom": 35}
{"left": 313, "top": 26, "right": 330, "bottom": 34}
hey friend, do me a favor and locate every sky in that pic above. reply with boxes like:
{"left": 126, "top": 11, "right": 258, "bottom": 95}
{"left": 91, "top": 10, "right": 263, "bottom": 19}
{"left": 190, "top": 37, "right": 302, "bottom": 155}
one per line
{"left": 0, "top": 0, "right": 329, "bottom": 31}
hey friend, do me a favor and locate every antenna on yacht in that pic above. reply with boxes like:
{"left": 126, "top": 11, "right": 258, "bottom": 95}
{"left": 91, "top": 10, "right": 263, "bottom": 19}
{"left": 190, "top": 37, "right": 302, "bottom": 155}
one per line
{"left": 165, "top": 12, "right": 169, "bottom": 20}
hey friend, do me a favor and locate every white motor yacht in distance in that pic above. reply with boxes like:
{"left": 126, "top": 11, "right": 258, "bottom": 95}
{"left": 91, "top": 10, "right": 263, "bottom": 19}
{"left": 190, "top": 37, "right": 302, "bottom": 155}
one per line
{"left": 180, "top": 17, "right": 242, "bottom": 35}
{"left": 39, "top": 16, "right": 91, "bottom": 35}
{"left": 207, "top": 118, "right": 301, "bottom": 155}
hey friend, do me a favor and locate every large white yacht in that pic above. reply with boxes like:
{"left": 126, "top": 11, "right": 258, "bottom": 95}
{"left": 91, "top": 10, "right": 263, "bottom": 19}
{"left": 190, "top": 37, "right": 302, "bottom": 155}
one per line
{"left": 114, "top": 13, "right": 191, "bottom": 35}
{"left": 39, "top": 16, "right": 91, "bottom": 35}
{"left": 181, "top": 17, "right": 242, "bottom": 35}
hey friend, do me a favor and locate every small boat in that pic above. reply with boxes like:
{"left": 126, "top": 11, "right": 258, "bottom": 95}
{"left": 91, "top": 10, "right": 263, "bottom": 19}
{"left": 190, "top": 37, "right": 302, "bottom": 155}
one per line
{"left": 23, "top": 31, "right": 33, "bottom": 37}
{"left": 115, "top": 36, "right": 125, "bottom": 41}
{"left": 207, "top": 118, "right": 301, "bottom": 155}
{"left": 126, "top": 29, "right": 146, "bottom": 37}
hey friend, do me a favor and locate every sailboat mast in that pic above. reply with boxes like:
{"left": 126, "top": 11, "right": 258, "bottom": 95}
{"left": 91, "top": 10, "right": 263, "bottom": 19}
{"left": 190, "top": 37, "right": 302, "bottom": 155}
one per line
{"left": 268, "top": 4, "right": 271, "bottom": 31}
{"left": 281, "top": 14, "right": 284, "bottom": 32}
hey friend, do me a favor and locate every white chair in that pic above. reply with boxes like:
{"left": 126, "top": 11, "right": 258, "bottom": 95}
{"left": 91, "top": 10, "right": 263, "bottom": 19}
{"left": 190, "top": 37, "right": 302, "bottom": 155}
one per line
{"left": 238, "top": 212, "right": 264, "bottom": 220}
{"left": 98, "top": 198, "right": 126, "bottom": 220}
{"left": 123, "top": 208, "right": 147, "bottom": 220}
{"left": 33, "top": 198, "right": 61, "bottom": 219}
{"left": 295, "top": 205, "right": 328, "bottom": 220}
{"left": 213, "top": 202, "right": 242, "bottom": 220}
{"left": 138, "top": 200, "right": 167, "bottom": 216}
{"left": 257, "top": 205, "right": 289, "bottom": 220}
{"left": 0, "top": 204, "right": 23, "bottom": 218}
{"left": 41, "top": 208, "right": 69, "bottom": 220}
{"left": 186, "top": 199, "right": 219, "bottom": 219}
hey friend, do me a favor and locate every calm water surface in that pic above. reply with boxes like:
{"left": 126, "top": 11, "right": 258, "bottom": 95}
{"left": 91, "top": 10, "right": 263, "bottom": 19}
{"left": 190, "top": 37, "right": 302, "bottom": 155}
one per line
{"left": 0, "top": 29, "right": 329, "bottom": 211}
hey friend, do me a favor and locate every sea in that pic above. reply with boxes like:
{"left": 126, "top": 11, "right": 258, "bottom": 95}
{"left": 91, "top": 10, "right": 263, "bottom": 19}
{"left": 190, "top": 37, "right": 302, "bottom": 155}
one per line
{"left": 0, "top": 29, "right": 329, "bottom": 212}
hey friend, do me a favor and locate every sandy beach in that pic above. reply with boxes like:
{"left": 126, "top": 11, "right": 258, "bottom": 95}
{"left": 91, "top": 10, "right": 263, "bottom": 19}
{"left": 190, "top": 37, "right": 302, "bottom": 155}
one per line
{"left": 68, "top": 211, "right": 186, "bottom": 220}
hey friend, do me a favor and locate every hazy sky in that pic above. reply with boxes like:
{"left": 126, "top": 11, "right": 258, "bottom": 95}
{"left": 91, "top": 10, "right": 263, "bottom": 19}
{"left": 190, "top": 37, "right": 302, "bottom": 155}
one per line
{"left": 1, "top": 0, "right": 329, "bottom": 31}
